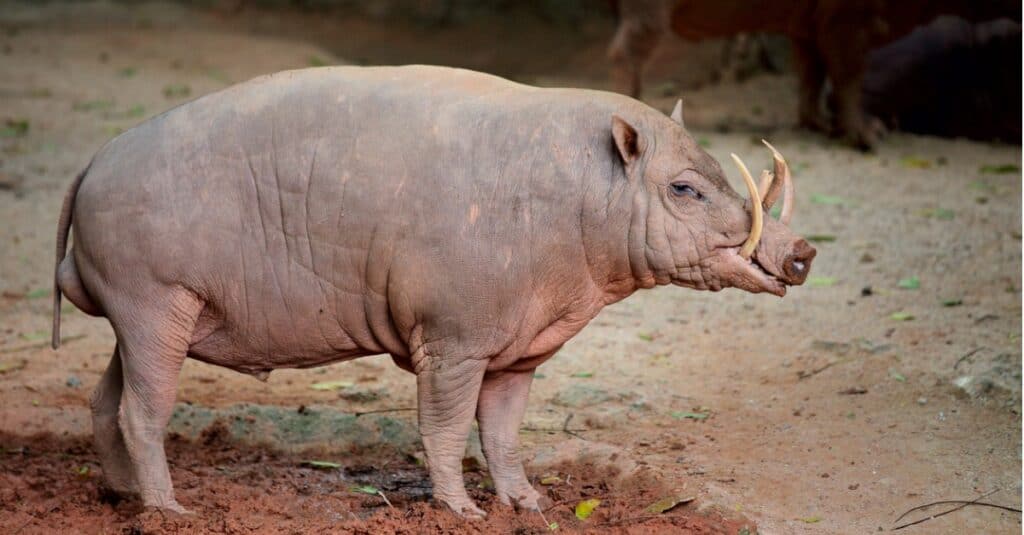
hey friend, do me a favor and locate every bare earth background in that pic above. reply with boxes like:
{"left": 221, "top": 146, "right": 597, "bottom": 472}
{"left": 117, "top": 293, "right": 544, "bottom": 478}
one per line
{"left": 0, "top": 2, "right": 1020, "bottom": 533}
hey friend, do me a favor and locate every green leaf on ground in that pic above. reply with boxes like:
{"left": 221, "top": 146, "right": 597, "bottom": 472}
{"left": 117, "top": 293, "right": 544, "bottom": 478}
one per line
{"left": 349, "top": 484, "right": 379, "bottom": 494}
{"left": 308, "top": 56, "right": 329, "bottom": 67}
{"left": 670, "top": 411, "right": 709, "bottom": 420}
{"left": 533, "top": 372, "right": 546, "bottom": 379}
{"left": 901, "top": 156, "right": 931, "bottom": 169}
{"left": 570, "top": 371, "right": 593, "bottom": 378}
{"left": 301, "top": 460, "right": 341, "bottom": 469}
{"left": 919, "top": 207, "right": 955, "bottom": 220}
{"left": 76, "top": 465, "right": 90, "bottom": 477}
{"left": 72, "top": 100, "right": 114, "bottom": 112}
{"left": 118, "top": 67, "right": 137, "bottom": 77}
{"left": 162, "top": 84, "right": 191, "bottom": 99}
{"left": 310, "top": 380, "right": 354, "bottom": 391}
{"left": 548, "top": 522, "right": 559, "bottom": 531}
{"left": 0, "top": 119, "right": 29, "bottom": 138}
{"left": 811, "top": 194, "right": 847, "bottom": 206}
{"left": 575, "top": 498, "right": 601, "bottom": 520}
{"left": 19, "top": 330, "right": 48, "bottom": 341}
{"left": 808, "top": 276, "right": 836, "bottom": 288}
{"left": 806, "top": 234, "right": 836, "bottom": 243}
{"left": 799, "top": 516, "right": 822, "bottom": 523}
{"left": 645, "top": 495, "right": 695, "bottom": 514}
{"left": 897, "top": 277, "right": 920, "bottom": 290}
{"left": 889, "top": 370, "right": 907, "bottom": 382}
{"left": 25, "top": 288, "right": 50, "bottom": 299}
{"left": 979, "top": 164, "right": 1019, "bottom": 174}
{"left": 941, "top": 298, "right": 963, "bottom": 307}
{"left": 890, "top": 312, "right": 914, "bottom": 321}
{"left": 540, "top": 475, "right": 562, "bottom": 485}
{"left": 637, "top": 332, "right": 654, "bottom": 342}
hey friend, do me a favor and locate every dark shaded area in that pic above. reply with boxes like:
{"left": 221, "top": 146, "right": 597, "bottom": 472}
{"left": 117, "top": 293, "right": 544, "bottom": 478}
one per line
{"left": 864, "top": 16, "right": 1022, "bottom": 143}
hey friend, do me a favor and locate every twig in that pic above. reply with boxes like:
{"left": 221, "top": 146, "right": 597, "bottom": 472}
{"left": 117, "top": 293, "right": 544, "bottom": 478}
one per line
{"left": 377, "top": 490, "right": 394, "bottom": 509}
{"left": 562, "top": 413, "right": 588, "bottom": 441}
{"left": 892, "top": 489, "right": 1008, "bottom": 531}
{"left": 953, "top": 347, "right": 986, "bottom": 370}
{"left": 537, "top": 509, "right": 552, "bottom": 529}
{"left": 599, "top": 514, "right": 660, "bottom": 526}
{"left": 0, "top": 334, "right": 86, "bottom": 354}
{"left": 352, "top": 407, "right": 414, "bottom": 418}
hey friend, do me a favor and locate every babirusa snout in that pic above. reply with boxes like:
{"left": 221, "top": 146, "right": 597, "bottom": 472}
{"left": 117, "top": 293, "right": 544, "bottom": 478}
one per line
{"left": 731, "top": 153, "right": 763, "bottom": 259}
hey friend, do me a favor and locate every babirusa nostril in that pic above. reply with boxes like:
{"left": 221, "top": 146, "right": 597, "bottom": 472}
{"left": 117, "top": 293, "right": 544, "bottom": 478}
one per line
{"left": 791, "top": 260, "right": 805, "bottom": 273}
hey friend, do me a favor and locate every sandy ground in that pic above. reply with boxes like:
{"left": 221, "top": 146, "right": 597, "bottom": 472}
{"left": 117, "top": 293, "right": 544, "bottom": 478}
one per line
{"left": 0, "top": 2, "right": 1021, "bottom": 534}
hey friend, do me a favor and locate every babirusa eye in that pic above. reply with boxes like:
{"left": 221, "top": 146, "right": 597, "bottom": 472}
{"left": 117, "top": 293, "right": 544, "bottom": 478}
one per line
{"left": 670, "top": 182, "right": 702, "bottom": 199}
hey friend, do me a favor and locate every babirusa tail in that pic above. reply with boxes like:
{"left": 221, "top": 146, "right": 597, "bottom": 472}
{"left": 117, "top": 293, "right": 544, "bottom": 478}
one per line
{"left": 52, "top": 166, "right": 89, "bottom": 349}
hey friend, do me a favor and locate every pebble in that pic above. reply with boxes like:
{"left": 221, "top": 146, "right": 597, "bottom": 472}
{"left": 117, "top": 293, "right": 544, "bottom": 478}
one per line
{"left": 66, "top": 375, "right": 81, "bottom": 388}
{"left": 916, "top": 397, "right": 927, "bottom": 405}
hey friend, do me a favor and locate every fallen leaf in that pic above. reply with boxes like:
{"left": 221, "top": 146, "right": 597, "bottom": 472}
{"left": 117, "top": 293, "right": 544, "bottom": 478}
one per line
{"left": 941, "top": 298, "right": 963, "bottom": 307}
{"left": 670, "top": 411, "right": 709, "bottom": 420}
{"left": 19, "top": 330, "right": 48, "bottom": 341}
{"left": 645, "top": 495, "right": 695, "bottom": 514}
{"left": 118, "top": 67, "right": 137, "bottom": 77}
{"left": 308, "top": 56, "right": 329, "bottom": 67}
{"left": 806, "top": 234, "right": 836, "bottom": 243}
{"left": 310, "top": 380, "right": 354, "bottom": 391}
{"left": 897, "top": 277, "right": 920, "bottom": 290}
{"left": 350, "top": 484, "right": 379, "bottom": 494}
{"left": 72, "top": 100, "right": 114, "bottom": 112}
{"left": 901, "top": 156, "right": 931, "bottom": 169}
{"left": 0, "top": 119, "right": 29, "bottom": 138}
{"left": 979, "top": 163, "right": 1019, "bottom": 174}
{"left": 540, "top": 475, "right": 562, "bottom": 485}
{"left": 575, "top": 498, "right": 601, "bottom": 520}
{"left": 636, "top": 332, "right": 654, "bottom": 342}
{"left": 570, "top": 371, "right": 593, "bottom": 378}
{"left": 799, "top": 516, "right": 822, "bottom": 523}
{"left": 163, "top": 84, "right": 191, "bottom": 99}
{"left": 533, "top": 372, "right": 546, "bottom": 379}
{"left": 808, "top": 276, "right": 837, "bottom": 288}
{"left": 811, "top": 194, "right": 847, "bottom": 206}
{"left": 548, "top": 522, "right": 559, "bottom": 531}
{"left": 0, "top": 360, "right": 27, "bottom": 374}
{"left": 301, "top": 460, "right": 341, "bottom": 469}
{"left": 76, "top": 465, "right": 90, "bottom": 477}
{"left": 918, "top": 207, "right": 955, "bottom": 220}
{"left": 890, "top": 312, "right": 914, "bottom": 321}
{"left": 889, "top": 370, "right": 907, "bottom": 382}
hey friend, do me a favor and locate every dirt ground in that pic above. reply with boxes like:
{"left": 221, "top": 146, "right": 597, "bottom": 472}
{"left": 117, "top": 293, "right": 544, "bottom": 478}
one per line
{"left": 0, "top": 2, "right": 1021, "bottom": 534}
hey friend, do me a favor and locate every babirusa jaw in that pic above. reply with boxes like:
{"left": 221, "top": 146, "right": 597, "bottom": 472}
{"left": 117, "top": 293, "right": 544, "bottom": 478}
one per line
{"left": 731, "top": 153, "right": 763, "bottom": 259}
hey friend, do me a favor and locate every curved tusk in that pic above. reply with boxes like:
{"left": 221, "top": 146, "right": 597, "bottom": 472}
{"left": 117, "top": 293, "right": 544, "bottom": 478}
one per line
{"left": 758, "top": 169, "right": 775, "bottom": 203}
{"left": 731, "top": 153, "right": 763, "bottom": 260}
{"left": 762, "top": 139, "right": 794, "bottom": 225}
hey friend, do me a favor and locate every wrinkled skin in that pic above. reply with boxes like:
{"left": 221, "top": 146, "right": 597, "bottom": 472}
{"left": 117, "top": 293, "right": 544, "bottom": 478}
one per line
{"left": 608, "top": 0, "right": 1020, "bottom": 150}
{"left": 52, "top": 65, "right": 814, "bottom": 517}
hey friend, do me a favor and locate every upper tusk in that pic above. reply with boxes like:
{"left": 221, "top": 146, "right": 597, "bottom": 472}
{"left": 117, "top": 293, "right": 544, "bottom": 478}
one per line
{"left": 758, "top": 169, "right": 774, "bottom": 203}
{"left": 762, "top": 139, "right": 794, "bottom": 224}
{"left": 731, "top": 153, "right": 763, "bottom": 260}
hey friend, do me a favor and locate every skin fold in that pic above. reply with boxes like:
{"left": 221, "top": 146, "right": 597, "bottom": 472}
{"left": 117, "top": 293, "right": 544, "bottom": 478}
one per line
{"left": 52, "top": 65, "right": 814, "bottom": 516}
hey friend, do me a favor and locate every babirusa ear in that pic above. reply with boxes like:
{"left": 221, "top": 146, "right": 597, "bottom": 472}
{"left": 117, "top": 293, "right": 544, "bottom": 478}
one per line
{"left": 611, "top": 114, "right": 642, "bottom": 165}
{"left": 670, "top": 99, "right": 684, "bottom": 126}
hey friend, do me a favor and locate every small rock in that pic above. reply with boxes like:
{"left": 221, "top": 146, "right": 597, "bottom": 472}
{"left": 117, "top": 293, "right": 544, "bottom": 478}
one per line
{"left": 848, "top": 483, "right": 859, "bottom": 490}
{"left": 916, "top": 397, "right": 928, "bottom": 405}
{"left": 859, "top": 253, "right": 875, "bottom": 264}
{"left": 66, "top": 375, "right": 82, "bottom": 388}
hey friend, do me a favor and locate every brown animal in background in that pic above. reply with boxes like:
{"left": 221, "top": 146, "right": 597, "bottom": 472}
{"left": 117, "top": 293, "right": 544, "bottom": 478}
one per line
{"left": 53, "top": 66, "right": 814, "bottom": 517}
{"left": 609, "top": 0, "right": 1020, "bottom": 150}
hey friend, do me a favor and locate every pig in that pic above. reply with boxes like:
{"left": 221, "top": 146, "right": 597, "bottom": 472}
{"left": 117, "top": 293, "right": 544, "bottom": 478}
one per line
{"left": 608, "top": 0, "right": 1020, "bottom": 150}
{"left": 52, "top": 65, "right": 815, "bottom": 517}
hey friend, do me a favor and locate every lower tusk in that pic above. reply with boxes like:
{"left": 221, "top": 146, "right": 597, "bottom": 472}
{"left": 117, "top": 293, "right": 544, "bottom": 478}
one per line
{"left": 731, "top": 153, "right": 763, "bottom": 260}
{"left": 762, "top": 140, "right": 794, "bottom": 225}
